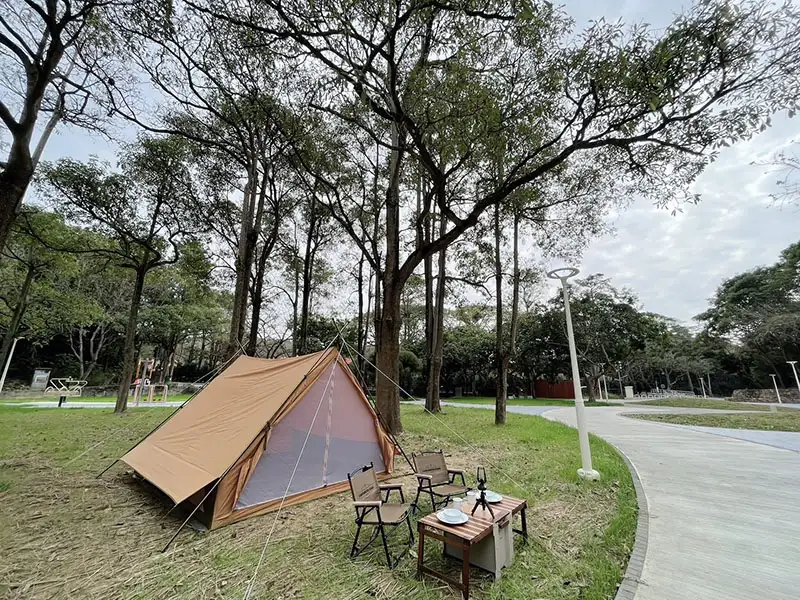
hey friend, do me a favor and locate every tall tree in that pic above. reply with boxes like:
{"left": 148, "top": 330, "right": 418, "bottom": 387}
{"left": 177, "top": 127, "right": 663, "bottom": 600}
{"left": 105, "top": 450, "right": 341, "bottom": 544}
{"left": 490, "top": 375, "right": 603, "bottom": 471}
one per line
{"left": 0, "top": 0, "right": 120, "bottom": 249}
{"left": 162, "top": 0, "right": 800, "bottom": 432}
{"left": 38, "top": 136, "right": 199, "bottom": 412}
{"left": 0, "top": 211, "right": 86, "bottom": 368}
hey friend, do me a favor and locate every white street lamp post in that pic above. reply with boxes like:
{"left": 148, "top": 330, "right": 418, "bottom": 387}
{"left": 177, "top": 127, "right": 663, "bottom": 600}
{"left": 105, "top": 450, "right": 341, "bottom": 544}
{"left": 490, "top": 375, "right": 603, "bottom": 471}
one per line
{"left": 0, "top": 337, "right": 21, "bottom": 394}
{"left": 547, "top": 267, "right": 600, "bottom": 481}
{"left": 699, "top": 377, "right": 707, "bottom": 398}
{"left": 769, "top": 374, "right": 782, "bottom": 404}
{"left": 787, "top": 361, "right": 800, "bottom": 397}
{"left": 602, "top": 375, "right": 609, "bottom": 401}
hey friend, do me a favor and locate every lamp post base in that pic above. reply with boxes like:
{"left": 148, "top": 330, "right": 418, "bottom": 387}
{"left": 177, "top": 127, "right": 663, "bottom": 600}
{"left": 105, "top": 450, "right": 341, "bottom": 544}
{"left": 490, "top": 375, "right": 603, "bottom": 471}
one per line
{"left": 578, "top": 468, "right": 601, "bottom": 481}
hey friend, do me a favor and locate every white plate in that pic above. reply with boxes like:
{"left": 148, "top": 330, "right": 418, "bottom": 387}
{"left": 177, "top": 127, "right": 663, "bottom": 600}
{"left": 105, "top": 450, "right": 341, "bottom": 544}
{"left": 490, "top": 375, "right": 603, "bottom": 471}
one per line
{"left": 436, "top": 510, "right": 469, "bottom": 525}
{"left": 484, "top": 491, "right": 503, "bottom": 503}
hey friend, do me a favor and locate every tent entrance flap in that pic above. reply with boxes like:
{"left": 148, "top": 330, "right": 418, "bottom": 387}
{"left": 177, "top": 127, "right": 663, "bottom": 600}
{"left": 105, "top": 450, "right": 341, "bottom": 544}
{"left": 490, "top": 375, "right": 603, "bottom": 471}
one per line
{"left": 235, "top": 361, "right": 386, "bottom": 510}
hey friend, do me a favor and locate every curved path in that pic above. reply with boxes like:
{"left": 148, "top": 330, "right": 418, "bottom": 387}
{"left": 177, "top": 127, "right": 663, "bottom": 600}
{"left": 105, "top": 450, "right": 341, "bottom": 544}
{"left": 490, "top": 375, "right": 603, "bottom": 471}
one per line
{"left": 534, "top": 405, "right": 800, "bottom": 600}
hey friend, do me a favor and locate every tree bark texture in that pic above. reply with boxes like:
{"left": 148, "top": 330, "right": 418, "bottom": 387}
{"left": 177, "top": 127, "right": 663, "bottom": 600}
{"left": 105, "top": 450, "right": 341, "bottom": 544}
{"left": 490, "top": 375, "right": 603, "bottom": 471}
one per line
{"left": 0, "top": 263, "right": 35, "bottom": 371}
{"left": 298, "top": 196, "right": 319, "bottom": 355}
{"left": 493, "top": 203, "right": 507, "bottom": 425}
{"left": 425, "top": 210, "right": 445, "bottom": 414}
{"left": 374, "top": 120, "right": 404, "bottom": 434}
{"left": 115, "top": 268, "right": 147, "bottom": 413}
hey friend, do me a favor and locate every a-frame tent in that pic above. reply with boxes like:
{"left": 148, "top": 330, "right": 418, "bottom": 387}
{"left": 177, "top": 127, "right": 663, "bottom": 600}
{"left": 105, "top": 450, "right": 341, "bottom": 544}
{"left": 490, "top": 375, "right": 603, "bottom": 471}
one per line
{"left": 122, "top": 348, "right": 396, "bottom": 528}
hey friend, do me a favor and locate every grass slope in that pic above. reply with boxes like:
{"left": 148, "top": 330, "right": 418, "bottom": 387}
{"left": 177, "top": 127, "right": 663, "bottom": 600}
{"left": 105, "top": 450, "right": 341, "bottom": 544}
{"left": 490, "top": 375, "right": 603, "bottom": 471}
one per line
{"left": 632, "top": 409, "right": 800, "bottom": 432}
{"left": 629, "top": 398, "right": 770, "bottom": 411}
{"left": 0, "top": 405, "right": 636, "bottom": 600}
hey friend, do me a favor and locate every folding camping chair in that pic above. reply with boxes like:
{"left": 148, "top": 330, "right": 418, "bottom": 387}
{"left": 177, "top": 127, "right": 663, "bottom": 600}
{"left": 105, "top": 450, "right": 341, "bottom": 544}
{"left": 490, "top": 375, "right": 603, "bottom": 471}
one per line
{"left": 348, "top": 463, "right": 414, "bottom": 568}
{"left": 412, "top": 450, "right": 469, "bottom": 512}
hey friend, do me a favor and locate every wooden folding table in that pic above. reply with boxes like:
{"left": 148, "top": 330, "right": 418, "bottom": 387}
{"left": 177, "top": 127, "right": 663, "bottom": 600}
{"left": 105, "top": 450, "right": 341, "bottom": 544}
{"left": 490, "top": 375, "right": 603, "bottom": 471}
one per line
{"left": 416, "top": 496, "right": 528, "bottom": 600}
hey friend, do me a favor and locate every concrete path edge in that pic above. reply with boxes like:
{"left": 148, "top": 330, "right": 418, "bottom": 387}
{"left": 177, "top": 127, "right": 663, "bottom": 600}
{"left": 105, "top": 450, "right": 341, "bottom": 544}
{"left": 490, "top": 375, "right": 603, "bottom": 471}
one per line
{"left": 611, "top": 444, "right": 649, "bottom": 600}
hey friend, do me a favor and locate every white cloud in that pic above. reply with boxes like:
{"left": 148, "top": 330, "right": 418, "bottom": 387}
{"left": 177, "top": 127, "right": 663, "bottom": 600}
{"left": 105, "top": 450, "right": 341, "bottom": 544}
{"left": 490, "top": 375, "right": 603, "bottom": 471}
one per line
{"left": 580, "top": 119, "right": 800, "bottom": 322}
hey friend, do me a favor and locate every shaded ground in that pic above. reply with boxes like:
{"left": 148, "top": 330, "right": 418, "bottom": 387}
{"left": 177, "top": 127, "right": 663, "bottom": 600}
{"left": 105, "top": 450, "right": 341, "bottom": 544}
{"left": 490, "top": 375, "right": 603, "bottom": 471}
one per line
{"left": 627, "top": 398, "right": 769, "bottom": 411}
{"left": 631, "top": 409, "right": 800, "bottom": 432}
{"left": 0, "top": 405, "right": 635, "bottom": 600}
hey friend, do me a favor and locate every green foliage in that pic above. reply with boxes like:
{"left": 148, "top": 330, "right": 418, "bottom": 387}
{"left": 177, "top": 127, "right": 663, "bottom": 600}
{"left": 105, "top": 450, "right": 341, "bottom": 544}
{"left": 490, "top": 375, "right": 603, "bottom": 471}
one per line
{"left": 697, "top": 240, "right": 800, "bottom": 388}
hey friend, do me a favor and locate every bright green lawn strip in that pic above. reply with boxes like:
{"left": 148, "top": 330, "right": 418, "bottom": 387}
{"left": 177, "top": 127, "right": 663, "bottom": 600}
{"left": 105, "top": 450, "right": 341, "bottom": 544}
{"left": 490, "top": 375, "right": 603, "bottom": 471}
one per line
{"left": 629, "top": 397, "right": 770, "bottom": 411}
{"left": 0, "top": 405, "right": 635, "bottom": 600}
{"left": 0, "top": 394, "right": 192, "bottom": 404}
{"left": 630, "top": 410, "right": 800, "bottom": 432}
{"left": 441, "top": 396, "right": 613, "bottom": 407}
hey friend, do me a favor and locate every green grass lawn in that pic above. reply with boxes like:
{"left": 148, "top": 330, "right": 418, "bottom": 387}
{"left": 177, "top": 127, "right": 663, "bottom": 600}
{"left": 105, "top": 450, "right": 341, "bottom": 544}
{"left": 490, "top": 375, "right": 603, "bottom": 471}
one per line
{"left": 0, "top": 394, "right": 191, "bottom": 404}
{"left": 631, "top": 408, "right": 800, "bottom": 432}
{"left": 442, "top": 396, "right": 614, "bottom": 407}
{"left": 627, "top": 397, "right": 770, "bottom": 411}
{"left": 0, "top": 405, "right": 636, "bottom": 600}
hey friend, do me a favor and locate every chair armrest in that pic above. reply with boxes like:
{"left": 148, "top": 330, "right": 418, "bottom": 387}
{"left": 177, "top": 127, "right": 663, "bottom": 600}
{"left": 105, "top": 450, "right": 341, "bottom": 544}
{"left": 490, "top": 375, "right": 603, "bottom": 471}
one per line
{"left": 415, "top": 473, "right": 433, "bottom": 480}
{"left": 447, "top": 468, "right": 465, "bottom": 475}
{"left": 353, "top": 500, "right": 382, "bottom": 507}
{"left": 380, "top": 482, "right": 405, "bottom": 503}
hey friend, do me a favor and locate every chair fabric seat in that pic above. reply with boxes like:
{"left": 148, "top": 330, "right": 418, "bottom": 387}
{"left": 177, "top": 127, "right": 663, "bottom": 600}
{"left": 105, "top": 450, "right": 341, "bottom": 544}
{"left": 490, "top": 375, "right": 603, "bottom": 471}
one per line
{"left": 362, "top": 503, "right": 411, "bottom": 524}
{"left": 432, "top": 484, "right": 468, "bottom": 497}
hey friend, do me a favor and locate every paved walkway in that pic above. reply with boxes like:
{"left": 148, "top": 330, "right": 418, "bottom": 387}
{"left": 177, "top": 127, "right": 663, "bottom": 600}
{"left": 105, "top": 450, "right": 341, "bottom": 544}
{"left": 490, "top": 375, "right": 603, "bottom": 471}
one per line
{"left": 663, "top": 423, "right": 800, "bottom": 453}
{"left": 535, "top": 406, "right": 800, "bottom": 600}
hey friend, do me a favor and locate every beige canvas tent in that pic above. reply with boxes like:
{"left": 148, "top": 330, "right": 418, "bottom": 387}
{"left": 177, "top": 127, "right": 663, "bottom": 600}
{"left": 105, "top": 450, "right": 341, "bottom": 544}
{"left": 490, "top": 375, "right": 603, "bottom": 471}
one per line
{"left": 122, "top": 348, "right": 396, "bottom": 528}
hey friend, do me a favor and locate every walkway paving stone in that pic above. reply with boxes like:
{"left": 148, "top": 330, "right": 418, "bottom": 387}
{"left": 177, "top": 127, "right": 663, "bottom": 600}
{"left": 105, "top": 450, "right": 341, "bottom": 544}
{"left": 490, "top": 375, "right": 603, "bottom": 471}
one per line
{"left": 539, "top": 406, "right": 800, "bottom": 600}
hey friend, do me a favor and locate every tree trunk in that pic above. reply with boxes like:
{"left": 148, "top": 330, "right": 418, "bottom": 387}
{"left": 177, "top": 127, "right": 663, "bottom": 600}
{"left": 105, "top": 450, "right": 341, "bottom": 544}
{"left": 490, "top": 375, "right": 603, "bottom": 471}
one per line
{"left": 228, "top": 175, "right": 256, "bottom": 356}
{"left": 585, "top": 374, "right": 597, "bottom": 402}
{"left": 0, "top": 263, "right": 35, "bottom": 370}
{"left": 357, "top": 254, "right": 364, "bottom": 360}
{"left": 115, "top": 267, "right": 148, "bottom": 413}
{"left": 493, "top": 203, "right": 507, "bottom": 425}
{"left": 374, "top": 120, "right": 404, "bottom": 434}
{"left": 425, "top": 211, "right": 445, "bottom": 414}
{"left": 375, "top": 286, "right": 403, "bottom": 434}
{"left": 298, "top": 196, "right": 318, "bottom": 354}
{"left": 0, "top": 142, "right": 34, "bottom": 258}
{"left": 247, "top": 206, "right": 280, "bottom": 356}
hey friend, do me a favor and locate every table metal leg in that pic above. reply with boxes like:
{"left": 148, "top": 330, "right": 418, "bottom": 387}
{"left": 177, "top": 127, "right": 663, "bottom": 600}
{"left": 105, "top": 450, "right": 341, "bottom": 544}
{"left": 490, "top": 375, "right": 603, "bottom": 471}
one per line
{"left": 416, "top": 524, "right": 424, "bottom": 579}
{"left": 521, "top": 507, "right": 528, "bottom": 541}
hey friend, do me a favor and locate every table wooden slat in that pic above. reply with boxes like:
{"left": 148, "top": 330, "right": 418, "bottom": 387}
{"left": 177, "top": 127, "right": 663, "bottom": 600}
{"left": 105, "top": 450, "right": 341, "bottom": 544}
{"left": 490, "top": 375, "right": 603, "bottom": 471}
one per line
{"left": 419, "top": 494, "right": 525, "bottom": 543}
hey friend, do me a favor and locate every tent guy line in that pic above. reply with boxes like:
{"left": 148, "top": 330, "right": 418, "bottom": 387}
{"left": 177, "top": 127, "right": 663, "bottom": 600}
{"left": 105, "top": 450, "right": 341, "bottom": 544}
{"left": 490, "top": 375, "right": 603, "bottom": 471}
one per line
{"left": 243, "top": 360, "right": 338, "bottom": 600}
{"left": 159, "top": 340, "right": 343, "bottom": 552}
{"left": 69, "top": 349, "right": 245, "bottom": 472}
{"left": 338, "top": 337, "right": 535, "bottom": 501}
{"left": 339, "top": 339, "right": 415, "bottom": 473}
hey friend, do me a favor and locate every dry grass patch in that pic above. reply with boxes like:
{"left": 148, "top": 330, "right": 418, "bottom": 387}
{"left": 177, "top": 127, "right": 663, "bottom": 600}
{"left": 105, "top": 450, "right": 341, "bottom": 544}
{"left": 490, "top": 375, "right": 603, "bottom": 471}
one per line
{"left": 0, "top": 406, "right": 636, "bottom": 599}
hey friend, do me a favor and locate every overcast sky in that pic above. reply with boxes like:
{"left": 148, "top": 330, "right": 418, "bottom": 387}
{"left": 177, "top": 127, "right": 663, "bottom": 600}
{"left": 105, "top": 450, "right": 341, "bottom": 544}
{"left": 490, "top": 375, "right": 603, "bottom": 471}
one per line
{"left": 36, "top": 0, "right": 800, "bottom": 325}
{"left": 546, "top": 0, "right": 800, "bottom": 323}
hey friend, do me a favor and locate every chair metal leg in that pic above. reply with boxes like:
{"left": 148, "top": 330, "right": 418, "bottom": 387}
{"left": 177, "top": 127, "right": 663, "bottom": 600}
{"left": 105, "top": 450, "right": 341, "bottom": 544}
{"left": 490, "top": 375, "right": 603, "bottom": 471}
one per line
{"left": 350, "top": 523, "right": 363, "bottom": 558}
{"left": 379, "top": 525, "right": 392, "bottom": 568}
{"left": 351, "top": 523, "right": 380, "bottom": 558}
{"left": 413, "top": 487, "right": 422, "bottom": 514}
